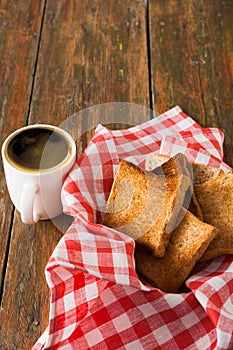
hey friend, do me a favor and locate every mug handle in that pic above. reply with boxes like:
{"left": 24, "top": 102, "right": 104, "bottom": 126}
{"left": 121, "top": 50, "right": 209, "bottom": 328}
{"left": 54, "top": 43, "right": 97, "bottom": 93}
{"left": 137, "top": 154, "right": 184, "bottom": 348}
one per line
{"left": 20, "top": 184, "right": 40, "bottom": 224}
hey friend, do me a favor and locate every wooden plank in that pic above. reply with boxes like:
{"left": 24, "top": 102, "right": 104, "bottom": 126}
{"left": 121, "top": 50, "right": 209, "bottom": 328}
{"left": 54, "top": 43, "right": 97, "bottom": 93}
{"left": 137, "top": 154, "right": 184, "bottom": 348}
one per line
{"left": 0, "top": 0, "right": 45, "bottom": 301}
{"left": 29, "top": 0, "right": 150, "bottom": 144}
{"left": 0, "top": 1, "right": 149, "bottom": 349}
{"left": 30, "top": 0, "right": 149, "bottom": 120}
{"left": 149, "top": 0, "right": 233, "bottom": 166}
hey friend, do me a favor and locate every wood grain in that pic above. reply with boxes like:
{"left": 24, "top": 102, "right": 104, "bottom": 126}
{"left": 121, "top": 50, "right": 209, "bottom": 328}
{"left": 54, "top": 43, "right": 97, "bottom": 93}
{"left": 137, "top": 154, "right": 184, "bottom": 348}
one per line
{"left": 30, "top": 0, "right": 149, "bottom": 121}
{"left": 149, "top": 0, "right": 233, "bottom": 166}
{"left": 2, "top": 0, "right": 232, "bottom": 348}
{"left": 0, "top": 0, "right": 149, "bottom": 349}
{"left": 0, "top": 0, "right": 45, "bottom": 303}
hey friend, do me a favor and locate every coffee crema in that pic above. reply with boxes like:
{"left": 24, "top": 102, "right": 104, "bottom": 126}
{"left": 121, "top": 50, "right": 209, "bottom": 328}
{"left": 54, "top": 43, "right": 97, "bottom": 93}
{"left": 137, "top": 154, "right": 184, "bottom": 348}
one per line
{"left": 6, "top": 127, "right": 70, "bottom": 172}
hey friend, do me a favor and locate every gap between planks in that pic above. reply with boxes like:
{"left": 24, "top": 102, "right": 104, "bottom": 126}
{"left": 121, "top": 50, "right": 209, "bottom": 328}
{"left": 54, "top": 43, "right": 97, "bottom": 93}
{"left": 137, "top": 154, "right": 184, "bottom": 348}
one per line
{"left": 0, "top": 0, "right": 47, "bottom": 307}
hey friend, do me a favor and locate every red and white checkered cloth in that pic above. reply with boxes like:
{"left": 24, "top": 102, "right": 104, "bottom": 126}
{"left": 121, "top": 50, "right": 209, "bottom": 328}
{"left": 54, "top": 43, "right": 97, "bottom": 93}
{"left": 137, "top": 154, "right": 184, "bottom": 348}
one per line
{"left": 33, "top": 106, "right": 233, "bottom": 350}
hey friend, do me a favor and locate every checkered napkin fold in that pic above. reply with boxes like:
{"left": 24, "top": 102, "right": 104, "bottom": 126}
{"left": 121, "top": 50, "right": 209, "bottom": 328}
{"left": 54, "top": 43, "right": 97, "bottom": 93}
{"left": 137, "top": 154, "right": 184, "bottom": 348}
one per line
{"left": 33, "top": 106, "right": 233, "bottom": 350}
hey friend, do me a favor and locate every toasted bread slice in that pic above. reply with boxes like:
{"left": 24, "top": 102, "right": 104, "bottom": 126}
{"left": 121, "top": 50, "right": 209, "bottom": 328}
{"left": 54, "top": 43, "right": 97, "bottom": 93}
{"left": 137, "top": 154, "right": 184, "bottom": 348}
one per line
{"left": 152, "top": 153, "right": 192, "bottom": 178}
{"left": 187, "top": 192, "right": 203, "bottom": 220}
{"left": 151, "top": 153, "right": 193, "bottom": 229}
{"left": 145, "top": 153, "right": 169, "bottom": 171}
{"left": 135, "top": 210, "right": 218, "bottom": 293}
{"left": 195, "top": 172, "right": 233, "bottom": 261}
{"left": 146, "top": 152, "right": 224, "bottom": 184}
{"left": 103, "top": 159, "right": 189, "bottom": 257}
{"left": 192, "top": 163, "right": 224, "bottom": 184}
{"left": 146, "top": 153, "right": 203, "bottom": 220}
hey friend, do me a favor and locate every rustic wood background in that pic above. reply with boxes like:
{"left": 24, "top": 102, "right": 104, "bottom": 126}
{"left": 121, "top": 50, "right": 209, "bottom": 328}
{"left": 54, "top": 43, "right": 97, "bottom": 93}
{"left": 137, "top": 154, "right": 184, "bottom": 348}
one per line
{"left": 0, "top": 0, "right": 232, "bottom": 348}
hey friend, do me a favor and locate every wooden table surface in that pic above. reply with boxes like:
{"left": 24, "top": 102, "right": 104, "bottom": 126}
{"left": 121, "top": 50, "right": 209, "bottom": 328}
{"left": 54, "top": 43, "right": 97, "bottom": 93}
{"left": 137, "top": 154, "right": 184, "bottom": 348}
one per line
{"left": 0, "top": 1, "right": 233, "bottom": 349}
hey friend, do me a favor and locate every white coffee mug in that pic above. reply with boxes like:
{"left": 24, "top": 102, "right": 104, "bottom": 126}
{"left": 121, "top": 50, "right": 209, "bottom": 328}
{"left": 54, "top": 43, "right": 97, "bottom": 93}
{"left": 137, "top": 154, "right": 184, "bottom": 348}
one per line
{"left": 1, "top": 124, "right": 76, "bottom": 224}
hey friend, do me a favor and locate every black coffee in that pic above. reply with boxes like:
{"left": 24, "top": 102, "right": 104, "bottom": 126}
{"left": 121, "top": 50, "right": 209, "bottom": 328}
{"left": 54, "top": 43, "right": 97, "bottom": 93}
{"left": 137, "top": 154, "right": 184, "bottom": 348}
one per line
{"left": 7, "top": 127, "right": 70, "bottom": 170}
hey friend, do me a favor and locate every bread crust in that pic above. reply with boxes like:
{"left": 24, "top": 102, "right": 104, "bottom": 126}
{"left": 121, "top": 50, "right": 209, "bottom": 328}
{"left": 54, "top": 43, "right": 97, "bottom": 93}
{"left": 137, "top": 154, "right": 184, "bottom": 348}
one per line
{"left": 195, "top": 172, "right": 233, "bottom": 261}
{"left": 135, "top": 210, "right": 218, "bottom": 293}
{"left": 103, "top": 156, "right": 229, "bottom": 292}
{"left": 145, "top": 153, "right": 224, "bottom": 185}
{"left": 145, "top": 153, "right": 204, "bottom": 220}
{"left": 103, "top": 159, "right": 190, "bottom": 257}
